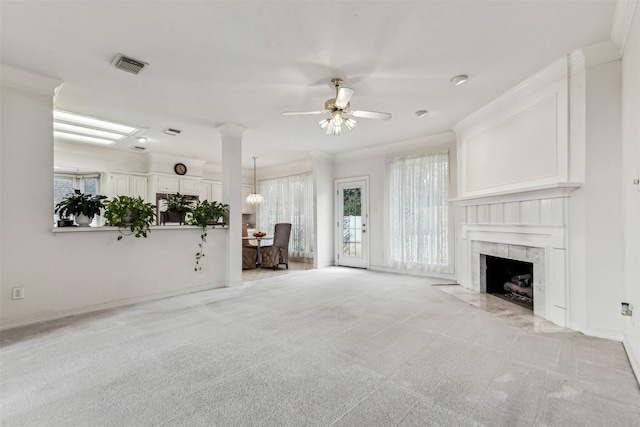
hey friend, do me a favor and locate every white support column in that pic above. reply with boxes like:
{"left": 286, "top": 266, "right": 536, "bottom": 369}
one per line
{"left": 219, "top": 124, "right": 245, "bottom": 287}
{"left": 311, "top": 151, "right": 335, "bottom": 269}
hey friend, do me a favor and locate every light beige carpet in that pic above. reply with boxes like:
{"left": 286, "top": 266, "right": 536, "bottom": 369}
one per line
{"left": 1, "top": 267, "right": 639, "bottom": 426}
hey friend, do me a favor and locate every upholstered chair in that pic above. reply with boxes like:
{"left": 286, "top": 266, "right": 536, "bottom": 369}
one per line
{"left": 242, "top": 223, "right": 258, "bottom": 270}
{"left": 260, "top": 223, "right": 292, "bottom": 269}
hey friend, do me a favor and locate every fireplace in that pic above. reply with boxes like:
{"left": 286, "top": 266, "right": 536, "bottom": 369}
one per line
{"left": 484, "top": 255, "right": 534, "bottom": 309}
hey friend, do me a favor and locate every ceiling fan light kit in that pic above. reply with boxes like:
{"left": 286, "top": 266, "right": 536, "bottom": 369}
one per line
{"left": 283, "top": 77, "right": 391, "bottom": 136}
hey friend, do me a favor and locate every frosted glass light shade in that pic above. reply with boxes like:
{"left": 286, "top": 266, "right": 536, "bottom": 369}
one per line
{"left": 246, "top": 193, "right": 265, "bottom": 206}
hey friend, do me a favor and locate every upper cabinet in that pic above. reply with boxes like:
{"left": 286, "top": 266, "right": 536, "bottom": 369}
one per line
{"left": 179, "top": 178, "right": 199, "bottom": 195}
{"left": 107, "top": 173, "right": 148, "bottom": 200}
{"left": 198, "top": 181, "right": 223, "bottom": 202}
{"left": 156, "top": 176, "right": 179, "bottom": 194}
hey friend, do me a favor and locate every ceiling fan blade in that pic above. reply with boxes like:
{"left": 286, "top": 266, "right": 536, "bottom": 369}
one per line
{"left": 351, "top": 110, "right": 392, "bottom": 120}
{"left": 335, "top": 87, "right": 354, "bottom": 109}
{"left": 282, "top": 110, "right": 326, "bottom": 116}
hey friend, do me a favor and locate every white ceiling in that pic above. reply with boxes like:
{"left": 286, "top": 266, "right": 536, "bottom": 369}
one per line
{"left": 1, "top": 1, "right": 617, "bottom": 169}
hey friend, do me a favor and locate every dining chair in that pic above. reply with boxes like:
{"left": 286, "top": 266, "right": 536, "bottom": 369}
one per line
{"left": 260, "top": 223, "right": 292, "bottom": 269}
{"left": 242, "top": 223, "right": 258, "bottom": 270}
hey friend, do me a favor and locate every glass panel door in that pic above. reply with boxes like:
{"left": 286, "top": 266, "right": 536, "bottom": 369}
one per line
{"left": 336, "top": 179, "right": 368, "bottom": 268}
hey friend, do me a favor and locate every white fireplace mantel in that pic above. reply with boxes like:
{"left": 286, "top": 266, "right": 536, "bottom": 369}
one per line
{"left": 450, "top": 182, "right": 582, "bottom": 206}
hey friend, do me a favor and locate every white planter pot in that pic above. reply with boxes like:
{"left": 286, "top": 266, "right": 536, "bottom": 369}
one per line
{"left": 75, "top": 213, "right": 93, "bottom": 227}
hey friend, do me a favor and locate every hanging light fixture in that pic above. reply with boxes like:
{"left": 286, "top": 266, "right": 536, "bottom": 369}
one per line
{"left": 245, "top": 156, "right": 265, "bottom": 206}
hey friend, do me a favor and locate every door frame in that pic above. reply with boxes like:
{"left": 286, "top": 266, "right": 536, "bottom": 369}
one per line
{"left": 334, "top": 176, "right": 369, "bottom": 269}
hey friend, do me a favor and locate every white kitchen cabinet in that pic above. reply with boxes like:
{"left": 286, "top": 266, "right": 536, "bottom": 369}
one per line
{"left": 198, "top": 181, "right": 223, "bottom": 202}
{"left": 109, "top": 173, "right": 130, "bottom": 197}
{"left": 157, "top": 176, "right": 179, "bottom": 193}
{"left": 130, "top": 176, "right": 148, "bottom": 199}
{"left": 179, "top": 178, "right": 199, "bottom": 195}
{"left": 108, "top": 173, "right": 148, "bottom": 200}
{"left": 212, "top": 182, "right": 223, "bottom": 202}
{"left": 198, "top": 182, "right": 211, "bottom": 202}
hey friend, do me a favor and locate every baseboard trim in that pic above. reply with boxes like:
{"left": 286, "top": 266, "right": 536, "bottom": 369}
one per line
{"left": 0, "top": 281, "right": 226, "bottom": 331}
{"left": 567, "top": 320, "right": 624, "bottom": 342}
{"left": 623, "top": 337, "right": 640, "bottom": 386}
{"left": 369, "top": 265, "right": 458, "bottom": 282}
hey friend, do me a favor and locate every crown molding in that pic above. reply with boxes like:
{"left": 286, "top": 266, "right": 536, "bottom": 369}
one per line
{"left": 334, "top": 131, "right": 455, "bottom": 163}
{"left": 581, "top": 40, "right": 622, "bottom": 66}
{"left": 1, "top": 63, "right": 64, "bottom": 96}
{"left": 611, "top": 0, "right": 639, "bottom": 56}
{"left": 310, "top": 151, "right": 334, "bottom": 161}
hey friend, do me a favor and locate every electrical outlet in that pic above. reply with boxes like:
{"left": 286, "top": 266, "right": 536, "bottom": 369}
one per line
{"left": 12, "top": 287, "right": 25, "bottom": 300}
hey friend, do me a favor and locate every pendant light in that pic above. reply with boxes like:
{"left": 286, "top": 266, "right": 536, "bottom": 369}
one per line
{"left": 245, "top": 156, "right": 265, "bottom": 206}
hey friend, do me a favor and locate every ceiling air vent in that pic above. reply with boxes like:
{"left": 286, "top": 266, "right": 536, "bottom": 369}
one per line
{"left": 163, "top": 128, "right": 182, "bottom": 136}
{"left": 132, "top": 146, "right": 146, "bottom": 151}
{"left": 112, "top": 54, "right": 148, "bottom": 75}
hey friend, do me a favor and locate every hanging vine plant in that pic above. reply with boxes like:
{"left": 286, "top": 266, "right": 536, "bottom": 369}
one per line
{"left": 187, "top": 200, "right": 228, "bottom": 271}
{"left": 104, "top": 196, "right": 157, "bottom": 240}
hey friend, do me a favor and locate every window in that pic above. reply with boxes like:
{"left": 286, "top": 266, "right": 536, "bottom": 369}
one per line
{"left": 256, "top": 173, "right": 314, "bottom": 259}
{"left": 387, "top": 150, "right": 453, "bottom": 273}
{"left": 53, "top": 173, "right": 101, "bottom": 225}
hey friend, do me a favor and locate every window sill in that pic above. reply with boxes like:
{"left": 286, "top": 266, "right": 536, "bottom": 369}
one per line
{"left": 52, "top": 225, "right": 228, "bottom": 233}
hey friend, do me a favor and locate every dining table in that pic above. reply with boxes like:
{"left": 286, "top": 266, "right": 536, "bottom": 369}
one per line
{"left": 242, "top": 235, "right": 273, "bottom": 265}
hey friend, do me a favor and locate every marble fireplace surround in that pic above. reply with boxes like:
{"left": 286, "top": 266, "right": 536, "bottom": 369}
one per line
{"left": 456, "top": 184, "right": 581, "bottom": 327}
{"left": 476, "top": 242, "right": 545, "bottom": 316}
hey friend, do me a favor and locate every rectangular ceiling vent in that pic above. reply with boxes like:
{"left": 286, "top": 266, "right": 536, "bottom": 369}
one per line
{"left": 112, "top": 54, "right": 148, "bottom": 75}
{"left": 132, "top": 146, "right": 146, "bottom": 151}
{"left": 163, "top": 128, "right": 182, "bottom": 136}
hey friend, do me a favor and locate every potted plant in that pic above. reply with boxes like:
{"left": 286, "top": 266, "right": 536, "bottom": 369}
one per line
{"left": 188, "top": 200, "right": 229, "bottom": 271}
{"left": 104, "top": 195, "right": 157, "bottom": 240}
{"left": 160, "top": 193, "right": 197, "bottom": 225}
{"left": 54, "top": 189, "right": 107, "bottom": 227}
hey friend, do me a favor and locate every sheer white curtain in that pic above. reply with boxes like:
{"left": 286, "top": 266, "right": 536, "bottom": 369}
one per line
{"left": 257, "top": 173, "right": 314, "bottom": 259}
{"left": 387, "top": 150, "right": 453, "bottom": 273}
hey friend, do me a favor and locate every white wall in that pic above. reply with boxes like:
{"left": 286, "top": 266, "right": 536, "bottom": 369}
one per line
{"left": 620, "top": 2, "right": 640, "bottom": 380}
{"left": 1, "top": 68, "right": 228, "bottom": 329}
{"left": 578, "top": 59, "right": 624, "bottom": 337}
{"left": 333, "top": 132, "right": 457, "bottom": 279}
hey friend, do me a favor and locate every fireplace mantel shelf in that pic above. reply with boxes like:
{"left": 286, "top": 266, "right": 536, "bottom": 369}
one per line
{"left": 450, "top": 182, "right": 582, "bottom": 206}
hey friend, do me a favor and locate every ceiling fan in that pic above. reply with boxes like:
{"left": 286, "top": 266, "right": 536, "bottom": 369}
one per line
{"left": 282, "top": 78, "right": 392, "bottom": 136}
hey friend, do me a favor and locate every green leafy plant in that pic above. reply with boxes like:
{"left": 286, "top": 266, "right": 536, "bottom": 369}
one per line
{"left": 187, "top": 200, "right": 229, "bottom": 271}
{"left": 104, "top": 196, "right": 157, "bottom": 240}
{"left": 54, "top": 189, "right": 107, "bottom": 221}
{"left": 161, "top": 193, "right": 197, "bottom": 224}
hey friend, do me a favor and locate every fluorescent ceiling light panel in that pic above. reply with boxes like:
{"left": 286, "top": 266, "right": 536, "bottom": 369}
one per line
{"left": 54, "top": 111, "right": 136, "bottom": 133}
{"left": 53, "top": 122, "right": 124, "bottom": 140}
{"left": 53, "top": 110, "right": 140, "bottom": 146}
{"left": 53, "top": 131, "right": 115, "bottom": 145}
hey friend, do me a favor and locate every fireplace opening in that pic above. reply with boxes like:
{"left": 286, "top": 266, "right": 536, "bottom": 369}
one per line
{"left": 485, "top": 255, "right": 533, "bottom": 310}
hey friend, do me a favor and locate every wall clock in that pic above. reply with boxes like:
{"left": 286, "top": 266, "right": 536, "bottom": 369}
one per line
{"left": 174, "top": 163, "right": 187, "bottom": 175}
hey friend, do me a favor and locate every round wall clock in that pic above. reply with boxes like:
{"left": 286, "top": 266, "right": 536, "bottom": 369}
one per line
{"left": 174, "top": 163, "right": 187, "bottom": 175}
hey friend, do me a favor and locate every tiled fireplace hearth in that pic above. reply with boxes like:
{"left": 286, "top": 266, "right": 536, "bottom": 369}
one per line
{"left": 454, "top": 184, "right": 581, "bottom": 327}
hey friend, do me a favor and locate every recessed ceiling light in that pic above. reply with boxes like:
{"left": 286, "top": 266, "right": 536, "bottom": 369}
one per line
{"left": 451, "top": 75, "right": 468, "bottom": 86}
{"left": 415, "top": 110, "right": 429, "bottom": 118}
{"left": 136, "top": 136, "right": 148, "bottom": 143}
